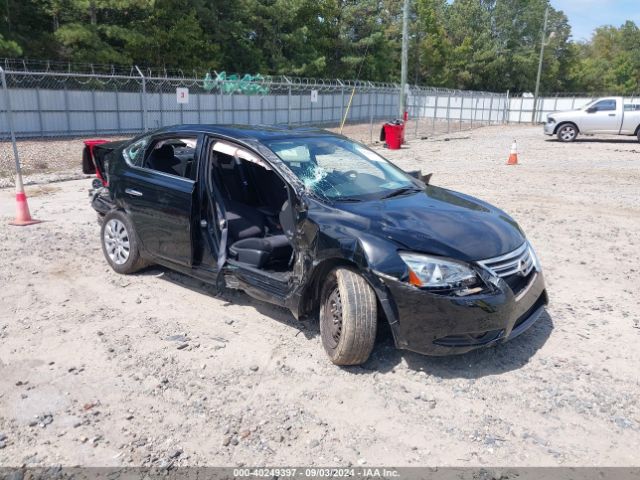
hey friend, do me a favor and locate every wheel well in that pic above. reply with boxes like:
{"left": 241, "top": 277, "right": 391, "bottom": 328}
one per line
{"left": 104, "top": 208, "right": 148, "bottom": 257}
{"left": 555, "top": 121, "right": 579, "bottom": 134}
{"left": 298, "top": 258, "right": 398, "bottom": 347}
{"left": 634, "top": 124, "right": 640, "bottom": 136}
{"left": 299, "top": 258, "right": 359, "bottom": 318}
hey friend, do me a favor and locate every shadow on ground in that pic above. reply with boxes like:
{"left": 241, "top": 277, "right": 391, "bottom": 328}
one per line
{"left": 142, "top": 265, "right": 553, "bottom": 379}
{"left": 142, "top": 266, "right": 319, "bottom": 341}
{"left": 360, "top": 309, "right": 553, "bottom": 379}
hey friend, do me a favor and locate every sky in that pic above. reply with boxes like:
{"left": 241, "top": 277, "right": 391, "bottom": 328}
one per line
{"left": 551, "top": 0, "right": 640, "bottom": 41}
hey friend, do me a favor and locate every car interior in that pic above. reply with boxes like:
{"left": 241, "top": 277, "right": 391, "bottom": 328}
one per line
{"left": 209, "top": 140, "right": 294, "bottom": 274}
{"left": 144, "top": 138, "right": 197, "bottom": 179}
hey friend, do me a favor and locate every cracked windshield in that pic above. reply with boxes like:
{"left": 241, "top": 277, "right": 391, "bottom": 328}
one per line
{"left": 266, "top": 137, "right": 418, "bottom": 201}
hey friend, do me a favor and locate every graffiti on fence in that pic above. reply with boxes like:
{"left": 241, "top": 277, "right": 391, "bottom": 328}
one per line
{"left": 203, "top": 72, "right": 270, "bottom": 95}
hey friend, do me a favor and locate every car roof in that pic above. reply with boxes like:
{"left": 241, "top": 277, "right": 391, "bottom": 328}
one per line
{"left": 155, "top": 124, "right": 342, "bottom": 142}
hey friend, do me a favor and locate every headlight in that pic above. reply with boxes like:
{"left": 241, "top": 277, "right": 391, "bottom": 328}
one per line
{"left": 399, "top": 252, "right": 480, "bottom": 291}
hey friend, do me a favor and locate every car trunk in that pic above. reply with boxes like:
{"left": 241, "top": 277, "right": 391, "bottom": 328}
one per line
{"left": 82, "top": 139, "right": 128, "bottom": 185}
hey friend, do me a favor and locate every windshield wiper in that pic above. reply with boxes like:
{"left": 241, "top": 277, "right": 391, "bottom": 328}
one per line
{"left": 381, "top": 186, "right": 422, "bottom": 199}
{"left": 335, "top": 197, "right": 364, "bottom": 203}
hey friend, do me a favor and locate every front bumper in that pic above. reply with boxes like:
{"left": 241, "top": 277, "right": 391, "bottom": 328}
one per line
{"left": 543, "top": 122, "right": 555, "bottom": 135}
{"left": 380, "top": 269, "right": 548, "bottom": 356}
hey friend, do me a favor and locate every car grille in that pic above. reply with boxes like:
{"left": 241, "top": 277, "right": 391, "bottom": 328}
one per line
{"left": 503, "top": 270, "right": 535, "bottom": 295}
{"left": 477, "top": 243, "right": 536, "bottom": 295}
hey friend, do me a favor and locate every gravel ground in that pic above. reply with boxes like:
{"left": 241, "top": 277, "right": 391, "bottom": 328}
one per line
{"left": 0, "top": 136, "right": 127, "bottom": 189}
{"left": 0, "top": 125, "right": 639, "bottom": 467}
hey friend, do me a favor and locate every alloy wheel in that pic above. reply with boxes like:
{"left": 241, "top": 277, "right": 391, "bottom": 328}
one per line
{"left": 559, "top": 125, "right": 576, "bottom": 141}
{"left": 103, "top": 218, "right": 130, "bottom": 265}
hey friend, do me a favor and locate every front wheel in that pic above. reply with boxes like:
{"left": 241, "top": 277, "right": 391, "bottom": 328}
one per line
{"left": 100, "top": 210, "right": 147, "bottom": 274}
{"left": 319, "top": 268, "right": 377, "bottom": 365}
{"left": 557, "top": 124, "right": 578, "bottom": 142}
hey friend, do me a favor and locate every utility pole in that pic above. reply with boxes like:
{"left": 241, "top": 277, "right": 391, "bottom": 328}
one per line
{"left": 532, "top": 5, "right": 549, "bottom": 123}
{"left": 399, "top": 0, "right": 410, "bottom": 119}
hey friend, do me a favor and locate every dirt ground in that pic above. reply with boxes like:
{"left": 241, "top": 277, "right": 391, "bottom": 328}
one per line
{"left": 0, "top": 125, "right": 639, "bottom": 467}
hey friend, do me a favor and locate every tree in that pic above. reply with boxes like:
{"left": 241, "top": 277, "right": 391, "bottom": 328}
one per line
{"left": 0, "top": 34, "right": 22, "bottom": 57}
{"left": 0, "top": 0, "right": 58, "bottom": 58}
{"left": 0, "top": 0, "right": 637, "bottom": 95}
{"left": 127, "top": 0, "right": 220, "bottom": 71}
{"left": 50, "top": 0, "right": 152, "bottom": 64}
{"left": 413, "top": 0, "right": 450, "bottom": 86}
{"left": 569, "top": 21, "right": 640, "bottom": 94}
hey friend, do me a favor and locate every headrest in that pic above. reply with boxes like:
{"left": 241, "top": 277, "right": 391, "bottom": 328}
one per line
{"left": 153, "top": 144, "right": 174, "bottom": 158}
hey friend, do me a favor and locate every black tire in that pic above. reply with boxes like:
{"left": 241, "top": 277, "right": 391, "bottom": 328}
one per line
{"left": 319, "top": 268, "right": 377, "bottom": 365}
{"left": 637, "top": 130, "right": 640, "bottom": 143}
{"left": 557, "top": 123, "right": 578, "bottom": 142}
{"left": 100, "top": 210, "right": 147, "bottom": 274}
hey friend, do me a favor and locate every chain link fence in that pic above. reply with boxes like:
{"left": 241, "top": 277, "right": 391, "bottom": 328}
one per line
{"left": 407, "top": 88, "right": 508, "bottom": 139}
{"left": 507, "top": 93, "right": 640, "bottom": 123}
{"left": 0, "top": 61, "right": 509, "bottom": 140}
{"left": 0, "top": 60, "right": 511, "bottom": 183}
{"left": 0, "top": 66, "right": 401, "bottom": 141}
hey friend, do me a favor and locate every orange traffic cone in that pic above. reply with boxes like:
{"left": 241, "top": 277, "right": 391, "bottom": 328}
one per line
{"left": 9, "top": 178, "right": 41, "bottom": 226}
{"left": 507, "top": 140, "right": 518, "bottom": 165}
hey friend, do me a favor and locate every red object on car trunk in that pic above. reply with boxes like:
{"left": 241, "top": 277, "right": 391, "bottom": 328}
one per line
{"left": 383, "top": 122, "right": 404, "bottom": 150}
{"left": 83, "top": 139, "right": 109, "bottom": 185}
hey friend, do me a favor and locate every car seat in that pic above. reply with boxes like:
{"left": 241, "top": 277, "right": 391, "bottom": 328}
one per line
{"left": 147, "top": 145, "right": 183, "bottom": 176}
{"left": 226, "top": 200, "right": 293, "bottom": 269}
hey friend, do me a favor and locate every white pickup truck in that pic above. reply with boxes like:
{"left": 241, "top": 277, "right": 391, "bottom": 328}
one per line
{"left": 544, "top": 96, "right": 640, "bottom": 142}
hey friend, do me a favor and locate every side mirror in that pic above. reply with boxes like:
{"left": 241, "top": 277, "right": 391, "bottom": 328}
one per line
{"left": 586, "top": 107, "right": 597, "bottom": 113}
{"left": 289, "top": 188, "right": 308, "bottom": 214}
{"left": 406, "top": 169, "right": 422, "bottom": 179}
{"left": 296, "top": 197, "right": 308, "bottom": 213}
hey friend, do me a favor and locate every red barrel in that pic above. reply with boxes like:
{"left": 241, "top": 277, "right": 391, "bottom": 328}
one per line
{"left": 383, "top": 122, "right": 404, "bottom": 150}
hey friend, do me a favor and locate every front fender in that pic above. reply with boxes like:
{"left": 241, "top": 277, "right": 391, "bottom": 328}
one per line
{"left": 290, "top": 220, "right": 404, "bottom": 343}
{"left": 553, "top": 118, "right": 580, "bottom": 134}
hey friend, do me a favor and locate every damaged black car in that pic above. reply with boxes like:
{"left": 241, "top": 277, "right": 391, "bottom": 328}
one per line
{"left": 85, "top": 125, "right": 548, "bottom": 365}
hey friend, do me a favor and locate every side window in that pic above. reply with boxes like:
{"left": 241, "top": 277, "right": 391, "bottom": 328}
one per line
{"left": 209, "top": 139, "right": 286, "bottom": 209}
{"left": 211, "top": 141, "right": 271, "bottom": 170}
{"left": 143, "top": 137, "right": 198, "bottom": 179}
{"left": 592, "top": 99, "right": 616, "bottom": 112}
{"left": 123, "top": 136, "right": 150, "bottom": 167}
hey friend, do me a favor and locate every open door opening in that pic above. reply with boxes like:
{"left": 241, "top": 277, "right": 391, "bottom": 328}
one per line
{"left": 208, "top": 140, "right": 295, "bottom": 282}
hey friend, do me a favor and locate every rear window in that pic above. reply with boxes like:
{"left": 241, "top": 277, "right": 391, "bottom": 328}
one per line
{"left": 123, "top": 136, "right": 151, "bottom": 167}
{"left": 624, "top": 103, "right": 640, "bottom": 111}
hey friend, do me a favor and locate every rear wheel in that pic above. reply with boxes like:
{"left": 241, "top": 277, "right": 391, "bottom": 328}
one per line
{"left": 557, "top": 124, "right": 578, "bottom": 142}
{"left": 637, "top": 130, "right": 640, "bottom": 143}
{"left": 319, "top": 268, "right": 377, "bottom": 365}
{"left": 101, "top": 210, "right": 147, "bottom": 274}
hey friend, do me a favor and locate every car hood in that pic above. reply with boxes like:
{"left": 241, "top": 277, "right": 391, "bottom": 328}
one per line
{"left": 549, "top": 109, "right": 582, "bottom": 117}
{"left": 320, "top": 185, "right": 526, "bottom": 261}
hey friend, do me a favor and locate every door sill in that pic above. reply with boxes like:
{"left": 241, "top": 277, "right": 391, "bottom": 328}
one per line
{"left": 227, "top": 259, "right": 292, "bottom": 301}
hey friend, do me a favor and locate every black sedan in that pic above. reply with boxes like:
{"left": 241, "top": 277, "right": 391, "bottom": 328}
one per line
{"left": 85, "top": 125, "right": 548, "bottom": 365}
